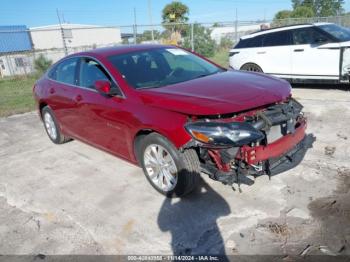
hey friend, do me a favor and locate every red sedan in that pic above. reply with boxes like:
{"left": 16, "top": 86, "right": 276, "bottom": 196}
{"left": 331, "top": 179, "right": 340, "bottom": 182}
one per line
{"left": 33, "top": 45, "right": 307, "bottom": 197}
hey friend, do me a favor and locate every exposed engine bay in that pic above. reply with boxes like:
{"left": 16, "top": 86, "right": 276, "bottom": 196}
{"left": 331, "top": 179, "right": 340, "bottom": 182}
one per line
{"left": 183, "top": 98, "right": 307, "bottom": 191}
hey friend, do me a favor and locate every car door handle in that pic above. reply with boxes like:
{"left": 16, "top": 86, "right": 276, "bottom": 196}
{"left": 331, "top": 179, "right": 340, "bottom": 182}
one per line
{"left": 75, "top": 94, "right": 83, "bottom": 102}
{"left": 257, "top": 51, "right": 266, "bottom": 54}
{"left": 294, "top": 49, "right": 304, "bottom": 52}
{"left": 49, "top": 88, "right": 55, "bottom": 94}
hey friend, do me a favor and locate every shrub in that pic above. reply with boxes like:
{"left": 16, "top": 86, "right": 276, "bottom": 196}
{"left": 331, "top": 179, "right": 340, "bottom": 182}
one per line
{"left": 34, "top": 54, "right": 52, "bottom": 74}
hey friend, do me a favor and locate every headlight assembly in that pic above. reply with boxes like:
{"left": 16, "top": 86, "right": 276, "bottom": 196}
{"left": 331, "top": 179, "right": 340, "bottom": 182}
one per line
{"left": 185, "top": 121, "right": 264, "bottom": 147}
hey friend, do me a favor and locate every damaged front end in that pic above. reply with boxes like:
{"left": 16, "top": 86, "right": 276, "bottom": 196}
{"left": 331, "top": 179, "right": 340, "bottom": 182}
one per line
{"left": 182, "top": 98, "right": 308, "bottom": 190}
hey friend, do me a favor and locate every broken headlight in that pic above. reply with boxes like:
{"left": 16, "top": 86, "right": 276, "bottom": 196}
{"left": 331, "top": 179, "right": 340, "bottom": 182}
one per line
{"left": 185, "top": 121, "right": 264, "bottom": 147}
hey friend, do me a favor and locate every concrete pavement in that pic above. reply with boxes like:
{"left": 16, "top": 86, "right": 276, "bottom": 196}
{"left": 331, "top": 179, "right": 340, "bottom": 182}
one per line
{"left": 0, "top": 88, "right": 349, "bottom": 256}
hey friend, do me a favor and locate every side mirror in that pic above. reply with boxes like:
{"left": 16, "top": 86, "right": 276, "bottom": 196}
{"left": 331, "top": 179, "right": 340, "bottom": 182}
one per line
{"left": 94, "top": 80, "right": 111, "bottom": 95}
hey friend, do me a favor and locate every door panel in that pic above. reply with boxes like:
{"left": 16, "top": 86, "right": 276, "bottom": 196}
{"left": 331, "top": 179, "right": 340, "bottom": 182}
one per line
{"left": 259, "top": 30, "right": 293, "bottom": 75}
{"left": 75, "top": 90, "right": 130, "bottom": 158}
{"left": 291, "top": 44, "right": 340, "bottom": 77}
{"left": 46, "top": 57, "right": 81, "bottom": 136}
{"left": 48, "top": 81, "right": 80, "bottom": 136}
{"left": 258, "top": 45, "right": 292, "bottom": 75}
{"left": 76, "top": 57, "right": 130, "bottom": 158}
{"left": 291, "top": 27, "right": 340, "bottom": 77}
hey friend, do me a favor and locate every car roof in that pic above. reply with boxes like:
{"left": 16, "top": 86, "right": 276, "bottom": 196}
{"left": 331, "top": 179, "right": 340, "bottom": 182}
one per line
{"left": 241, "top": 22, "right": 333, "bottom": 39}
{"left": 70, "top": 44, "right": 176, "bottom": 58}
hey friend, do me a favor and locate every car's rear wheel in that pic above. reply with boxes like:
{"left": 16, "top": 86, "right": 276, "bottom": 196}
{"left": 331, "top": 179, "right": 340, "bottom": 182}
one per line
{"left": 138, "top": 133, "right": 200, "bottom": 198}
{"left": 42, "top": 106, "right": 71, "bottom": 144}
{"left": 240, "top": 63, "right": 263, "bottom": 73}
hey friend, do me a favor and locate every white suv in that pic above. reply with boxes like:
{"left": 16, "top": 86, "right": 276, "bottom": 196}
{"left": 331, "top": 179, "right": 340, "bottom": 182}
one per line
{"left": 229, "top": 23, "right": 350, "bottom": 84}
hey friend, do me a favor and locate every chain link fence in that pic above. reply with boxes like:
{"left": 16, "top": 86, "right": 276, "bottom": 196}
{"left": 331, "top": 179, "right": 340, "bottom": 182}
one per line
{"left": 1, "top": 15, "right": 350, "bottom": 78}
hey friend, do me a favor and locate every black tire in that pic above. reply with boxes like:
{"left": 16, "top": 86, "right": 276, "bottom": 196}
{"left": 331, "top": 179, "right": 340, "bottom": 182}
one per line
{"left": 138, "top": 133, "right": 200, "bottom": 198}
{"left": 240, "top": 63, "right": 263, "bottom": 73}
{"left": 41, "top": 106, "right": 71, "bottom": 144}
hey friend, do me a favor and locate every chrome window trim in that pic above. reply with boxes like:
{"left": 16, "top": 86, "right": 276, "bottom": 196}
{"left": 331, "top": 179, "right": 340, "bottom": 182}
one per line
{"left": 46, "top": 55, "right": 126, "bottom": 99}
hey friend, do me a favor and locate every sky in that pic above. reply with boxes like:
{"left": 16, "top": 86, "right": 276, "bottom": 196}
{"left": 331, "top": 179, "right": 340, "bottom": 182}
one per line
{"left": 0, "top": 0, "right": 350, "bottom": 28}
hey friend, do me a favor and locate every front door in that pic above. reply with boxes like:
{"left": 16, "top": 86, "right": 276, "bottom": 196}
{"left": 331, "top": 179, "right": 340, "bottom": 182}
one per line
{"left": 291, "top": 27, "right": 340, "bottom": 78}
{"left": 75, "top": 57, "right": 130, "bottom": 158}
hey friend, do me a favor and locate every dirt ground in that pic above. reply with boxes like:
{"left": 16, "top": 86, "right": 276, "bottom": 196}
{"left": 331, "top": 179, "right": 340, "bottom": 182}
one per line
{"left": 0, "top": 87, "right": 349, "bottom": 259}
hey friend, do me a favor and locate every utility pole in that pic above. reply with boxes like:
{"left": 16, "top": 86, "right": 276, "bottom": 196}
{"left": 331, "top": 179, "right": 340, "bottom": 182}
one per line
{"left": 191, "top": 23, "right": 194, "bottom": 51}
{"left": 56, "top": 9, "right": 68, "bottom": 55}
{"left": 234, "top": 8, "right": 238, "bottom": 43}
{"left": 148, "top": 0, "right": 154, "bottom": 41}
{"left": 133, "top": 7, "right": 137, "bottom": 44}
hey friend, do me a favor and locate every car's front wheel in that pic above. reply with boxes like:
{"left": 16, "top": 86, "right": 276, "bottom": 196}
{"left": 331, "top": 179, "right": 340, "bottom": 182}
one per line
{"left": 138, "top": 133, "right": 200, "bottom": 198}
{"left": 42, "top": 106, "right": 71, "bottom": 144}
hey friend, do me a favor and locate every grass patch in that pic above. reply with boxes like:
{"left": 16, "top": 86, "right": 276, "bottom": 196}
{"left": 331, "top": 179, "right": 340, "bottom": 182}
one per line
{"left": 209, "top": 48, "right": 230, "bottom": 68}
{"left": 0, "top": 75, "right": 37, "bottom": 117}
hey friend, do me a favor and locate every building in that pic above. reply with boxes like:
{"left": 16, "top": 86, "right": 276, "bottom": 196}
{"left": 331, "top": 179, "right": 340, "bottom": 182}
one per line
{"left": 30, "top": 24, "right": 122, "bottom": 50}
{"left": 0, "top": 23, "right": 122, "bottom": 77}
{"left": 210, "top": 23, "right": 270, "bottom": 44}
{"left": 0, "top": 25, "right": 33, "bottom": 77}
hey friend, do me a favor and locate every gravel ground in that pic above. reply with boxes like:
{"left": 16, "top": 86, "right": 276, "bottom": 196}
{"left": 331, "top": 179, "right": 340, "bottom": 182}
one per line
{"left": 0, "top": 87, "right": 349, "bottom": 259}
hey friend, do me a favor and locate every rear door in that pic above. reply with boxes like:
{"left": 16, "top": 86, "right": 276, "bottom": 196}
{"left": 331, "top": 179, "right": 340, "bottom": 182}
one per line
{"left": 47, "top": 57, "right": 80, "bottom": 136}
{"left": 291, "top": 27, "right": 340, "bottom": 78}
{"left": 258, "top": 30, "right": 293, "bottom": 75}
{"left": 75, "top": 57, "right": 130, "bottom": 158}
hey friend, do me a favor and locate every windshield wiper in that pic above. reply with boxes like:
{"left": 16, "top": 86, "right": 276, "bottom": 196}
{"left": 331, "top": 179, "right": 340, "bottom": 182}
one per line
{"left": 194, "top": 70, "right": 222, "bottom": 79}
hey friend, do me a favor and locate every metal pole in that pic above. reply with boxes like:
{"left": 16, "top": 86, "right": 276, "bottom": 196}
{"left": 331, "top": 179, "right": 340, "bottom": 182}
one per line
{"left": 235, "top": 8, "right": 238, "bottom": 43}
{"left": 191, "top": 23, "right": 194, "bottom": 52}
{"left": 133, "top": 7, "right": 137, "bottom": 44}
{"left": 56, "top": 9, "right": 68, "bottom": 55}
{"left": 148, "top": 0, "right": 154, "bottom": 41}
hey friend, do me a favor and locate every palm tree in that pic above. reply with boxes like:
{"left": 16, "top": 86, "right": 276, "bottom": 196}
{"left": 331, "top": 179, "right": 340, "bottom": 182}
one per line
{"left": 162, "top": 1, "right": 189, "bottom": 35}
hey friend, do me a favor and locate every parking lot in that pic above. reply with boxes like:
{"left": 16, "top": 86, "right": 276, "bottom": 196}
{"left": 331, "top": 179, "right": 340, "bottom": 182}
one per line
{"left": 0, "top": 87, "right": 350, "bottom": 257}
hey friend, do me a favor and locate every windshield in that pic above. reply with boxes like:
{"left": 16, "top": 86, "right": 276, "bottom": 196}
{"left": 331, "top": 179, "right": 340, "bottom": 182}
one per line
{"left": 108, "top": 47, "right": 224, "bottom": 89}
{"left": 318, "top": 24, "right": 350, "bottom": 42}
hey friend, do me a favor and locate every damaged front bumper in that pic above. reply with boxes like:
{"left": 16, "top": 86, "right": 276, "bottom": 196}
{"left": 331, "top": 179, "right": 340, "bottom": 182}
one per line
{"left": 184, "top": 98, "right": 309, "bottom": 187}
{"left": 239, "top": 118, "right": 307, "bottom": 165}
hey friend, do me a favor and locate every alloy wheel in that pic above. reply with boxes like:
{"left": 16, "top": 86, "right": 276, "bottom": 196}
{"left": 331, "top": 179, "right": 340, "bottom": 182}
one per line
{"left": 143, "top": 144, "right": 178, "bottom": 192}
{"left": 44, "top": 112, "right": 57, "bottom": 140}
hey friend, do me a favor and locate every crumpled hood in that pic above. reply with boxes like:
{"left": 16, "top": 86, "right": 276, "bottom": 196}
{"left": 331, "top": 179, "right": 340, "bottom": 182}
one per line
{"left": 139, "top": 70, "right": 291, "bottom": 116}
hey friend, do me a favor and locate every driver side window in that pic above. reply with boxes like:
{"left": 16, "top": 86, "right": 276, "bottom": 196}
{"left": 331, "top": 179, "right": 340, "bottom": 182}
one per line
{"left": 79, "top": 58, "right": 111, "bottom": 89}
{"left": 292, "top": 28, "right": 330, "bottom": 45}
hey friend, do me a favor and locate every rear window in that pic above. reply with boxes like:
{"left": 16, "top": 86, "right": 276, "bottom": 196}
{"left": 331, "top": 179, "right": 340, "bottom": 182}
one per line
{"left": 48, "top": 58, "right": 78, "bottom": 85}
{"left": 263, "top": 30, "right": 291, "bottom": 47}
{"left": 235, "top": 35, "right": 264, "bottom": 48}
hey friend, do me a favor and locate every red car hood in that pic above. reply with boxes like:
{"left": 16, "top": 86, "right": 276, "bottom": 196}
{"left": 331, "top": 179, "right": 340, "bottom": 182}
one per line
{"left": 139, "top": 71, "right": 291, "bottom": 116}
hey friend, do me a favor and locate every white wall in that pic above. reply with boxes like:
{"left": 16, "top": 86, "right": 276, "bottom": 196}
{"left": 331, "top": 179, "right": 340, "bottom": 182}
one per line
{"left": 30, "top": 25, "right": 122, "bottom": 50}
{"left": 210, "top": 24, "right": 267, "bottom": 44}
{"left": 0, "top": 54, "right": 35, "bottom": 77}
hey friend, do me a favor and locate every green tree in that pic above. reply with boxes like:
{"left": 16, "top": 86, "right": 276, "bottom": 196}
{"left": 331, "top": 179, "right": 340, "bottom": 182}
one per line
{"left": 162, "top": 1, "right": 189, "bottom": 33}
{"left": 218, "top": 36, "right": 233, "bottom": 50}
{"left": 182, "top": 24, "right": 216, "bottom": 57}
{"left": 34, "top": 54, "right": 52, "bottom": 74}
{"left": 316, "top": 0, "right": 344, "bottom": 16}
{"left": 274, "top": 10, "right": 293, "bottom": 20}
{"left": 137, "top": 30, "right": 161, "bottom": 43}
{"left": 273, "top": 10, "right": 293, "bottom": 27}
{"left": 291, "top": 0, "right": 344, "bottom": 16}
{"left": 291, "top": 5, "right": 315, "bottom": 17}
{"left": 212, "top": 22, "right": 223, "bottom": 27}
